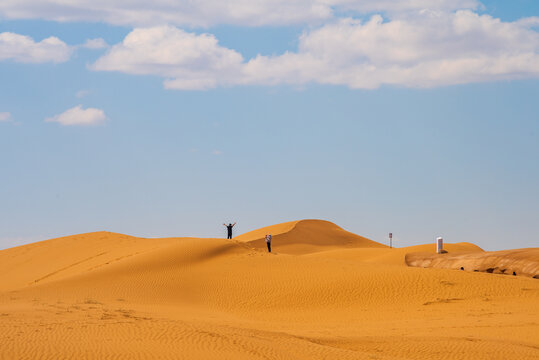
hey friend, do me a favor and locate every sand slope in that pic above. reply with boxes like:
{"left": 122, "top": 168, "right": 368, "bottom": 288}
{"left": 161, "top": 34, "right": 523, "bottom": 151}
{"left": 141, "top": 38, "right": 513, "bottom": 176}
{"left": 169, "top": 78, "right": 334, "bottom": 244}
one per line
{"left": 0, "top": 220, "right": 538, "bottom": 359}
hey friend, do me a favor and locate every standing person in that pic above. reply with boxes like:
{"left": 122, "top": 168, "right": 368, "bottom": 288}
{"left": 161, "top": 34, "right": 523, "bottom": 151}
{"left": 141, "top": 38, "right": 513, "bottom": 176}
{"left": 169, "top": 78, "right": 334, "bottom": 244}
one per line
{"left": 265, "top": 234, "right": 272, "bottom": 253}
{"left": 223, "top": 222, "right": 236, "bottom": 239}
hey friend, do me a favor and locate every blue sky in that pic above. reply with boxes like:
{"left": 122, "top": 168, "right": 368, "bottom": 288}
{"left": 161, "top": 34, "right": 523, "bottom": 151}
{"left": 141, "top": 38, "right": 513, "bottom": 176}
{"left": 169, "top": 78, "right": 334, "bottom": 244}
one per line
{"left": 0, "top": 0, "right": 538, "bottom": 250}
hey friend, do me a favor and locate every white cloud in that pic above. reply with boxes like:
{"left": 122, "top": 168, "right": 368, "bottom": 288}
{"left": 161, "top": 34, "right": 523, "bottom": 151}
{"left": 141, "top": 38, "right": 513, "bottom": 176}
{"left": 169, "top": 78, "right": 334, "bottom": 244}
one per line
{"left": 212, "top": 150, "right": 223, "bottom": 155}
{"left": 0, "top": 112, "right": 12, "bottom": 122}
{"left": 45, "top": 105, "right": 106, "bottom": 126}
{"left": 91, "top": 26, "right": 244, "bottom": 90}
{"left": 0, "top": 32, "right": 72, "bottom": 63}
{"left": 0, "top": 0, "right": 479, "bottom": 27}
{"left": 244, "top": 11, "right": 539, "bottom": 88}
{"left": 81, "top": 38, "right": 108, "bottom": 49}
{"left": 91, "top": 12, "right": 539, "bottom": 90}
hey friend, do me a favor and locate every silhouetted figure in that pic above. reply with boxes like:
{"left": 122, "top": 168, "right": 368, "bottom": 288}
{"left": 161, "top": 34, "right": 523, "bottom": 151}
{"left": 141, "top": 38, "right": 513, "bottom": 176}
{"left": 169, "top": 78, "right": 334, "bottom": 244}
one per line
{"left": 265, "top": 234, "right": 272, "bottom": 253}
{"left": 224, "top": 222, "right": 236, "bottom": 239}
{"left": 460, "top": 267, "right": 464, "bottom": 271}
{"left": 513, "top": 271, "right": 517, "bottom": 276}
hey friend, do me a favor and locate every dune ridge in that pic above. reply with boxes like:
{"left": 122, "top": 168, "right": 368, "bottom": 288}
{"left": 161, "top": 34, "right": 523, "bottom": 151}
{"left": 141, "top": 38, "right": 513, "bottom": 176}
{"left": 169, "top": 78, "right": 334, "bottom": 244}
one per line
{"left": 0, "top": 220, "right": 538, "bottom": 359}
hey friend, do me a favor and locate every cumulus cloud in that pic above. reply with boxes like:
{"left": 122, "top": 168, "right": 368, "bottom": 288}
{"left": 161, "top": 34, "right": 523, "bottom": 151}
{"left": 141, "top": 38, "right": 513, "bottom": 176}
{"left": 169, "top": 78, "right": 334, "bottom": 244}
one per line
{"left": 91, "top": 11, "right": 539, "bottom": 90}
{"left": 245, "top": 11, "right": 539, "bottom": 88}
{"left": 0, "top": 0, "right": 479, "bottom": 27}
{"left": 0, "top": 32, "right": 72, "bottom": 63}
{"left": 45, "top": 105, "right": 106, "bottom": 126}
{"left": 0, "top": 112, "right": 12, "bottom": 122}
{"left": 91, "top": 26, "right": 244, "bottom": 90}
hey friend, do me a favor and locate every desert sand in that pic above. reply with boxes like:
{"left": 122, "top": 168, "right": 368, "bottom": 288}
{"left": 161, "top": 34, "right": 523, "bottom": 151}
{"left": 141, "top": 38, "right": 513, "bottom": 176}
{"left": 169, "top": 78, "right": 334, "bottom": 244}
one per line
{"left": 0, "top": 220, "right": 538, "bottom": 359}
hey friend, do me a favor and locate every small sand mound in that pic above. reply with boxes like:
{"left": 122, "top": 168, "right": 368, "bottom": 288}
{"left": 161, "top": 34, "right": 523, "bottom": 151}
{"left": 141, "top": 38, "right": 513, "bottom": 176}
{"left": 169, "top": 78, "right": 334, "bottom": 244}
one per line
{"left": 306, "top": 242, "right": 483, "bottom": 266}
{"left": 405, "top": 248, "right": 539, "bottom": 278}
{"left": 235, "top": 219, "right": 386, "bottom": 254}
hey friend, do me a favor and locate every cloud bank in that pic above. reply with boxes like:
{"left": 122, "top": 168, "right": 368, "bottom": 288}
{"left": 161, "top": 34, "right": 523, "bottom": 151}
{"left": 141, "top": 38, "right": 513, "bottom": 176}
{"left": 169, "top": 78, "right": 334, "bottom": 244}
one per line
{"left": 92, "top": 11, "right": 539, "bottom": 90}
{"left": 45, "top": 105, "right": 107, "bottom": 126}
{"left": 2, "top": 1, "right": 538, "bottom": 90}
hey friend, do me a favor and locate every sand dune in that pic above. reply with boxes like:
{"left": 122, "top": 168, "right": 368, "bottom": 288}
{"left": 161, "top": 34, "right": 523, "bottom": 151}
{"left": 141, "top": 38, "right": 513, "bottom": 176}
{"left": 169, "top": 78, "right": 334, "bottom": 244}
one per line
{"left": 0, "top": 220, "right": 538, "bottom": 359}
{"left": 235, "top": 219, "right": 386, "bottom": 254}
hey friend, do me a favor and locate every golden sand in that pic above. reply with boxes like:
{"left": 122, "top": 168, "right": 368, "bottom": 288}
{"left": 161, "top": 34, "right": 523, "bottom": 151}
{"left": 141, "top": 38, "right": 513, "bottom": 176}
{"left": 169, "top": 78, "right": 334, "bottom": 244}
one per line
{"left": 1, "top": 220, "right": 538, "bottom": 359}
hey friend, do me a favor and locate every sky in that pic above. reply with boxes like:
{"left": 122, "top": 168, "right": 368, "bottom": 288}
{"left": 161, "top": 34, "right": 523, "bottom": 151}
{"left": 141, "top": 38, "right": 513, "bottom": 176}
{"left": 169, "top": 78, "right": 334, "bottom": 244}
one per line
{"left": 0, "top": 0, "right": 538, "bottom": 251}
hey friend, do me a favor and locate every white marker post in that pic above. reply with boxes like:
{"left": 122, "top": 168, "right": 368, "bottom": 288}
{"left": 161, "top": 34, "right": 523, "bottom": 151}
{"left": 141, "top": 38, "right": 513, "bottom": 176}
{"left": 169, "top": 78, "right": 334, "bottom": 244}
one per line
{"left": 436, "top": 237, "right": 443, "bottom": 254}
{"left": 389, "top": 232, "right": 393, "bottom": 248}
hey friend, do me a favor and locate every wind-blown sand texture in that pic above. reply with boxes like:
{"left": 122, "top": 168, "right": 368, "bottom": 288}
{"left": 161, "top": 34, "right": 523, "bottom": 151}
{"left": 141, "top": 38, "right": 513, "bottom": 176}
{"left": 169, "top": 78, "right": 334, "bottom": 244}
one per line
{"left": 0, "top": 220, "right": 538, "bottom": 359}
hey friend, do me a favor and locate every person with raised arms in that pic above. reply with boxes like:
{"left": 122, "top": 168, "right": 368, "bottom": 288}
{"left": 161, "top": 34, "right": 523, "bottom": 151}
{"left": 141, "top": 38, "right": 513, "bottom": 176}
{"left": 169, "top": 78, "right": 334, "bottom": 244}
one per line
{"left": 223, "top": 222, "right": 236, "bottom": 239}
